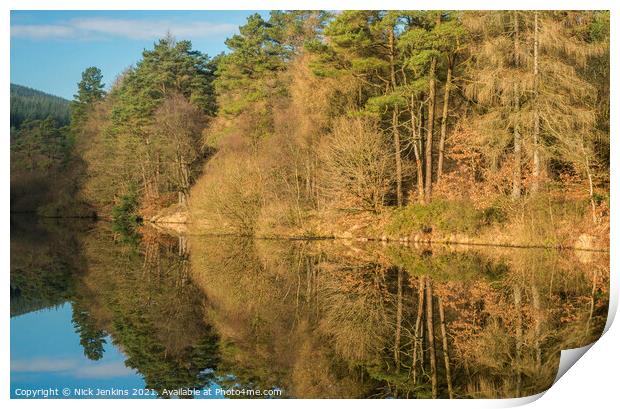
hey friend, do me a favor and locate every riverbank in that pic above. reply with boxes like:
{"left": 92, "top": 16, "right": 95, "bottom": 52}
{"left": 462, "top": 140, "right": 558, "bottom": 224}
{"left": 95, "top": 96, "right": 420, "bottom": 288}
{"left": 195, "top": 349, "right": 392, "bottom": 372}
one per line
{"left": 154, "top": 196, "right": 610, "bottom": 252}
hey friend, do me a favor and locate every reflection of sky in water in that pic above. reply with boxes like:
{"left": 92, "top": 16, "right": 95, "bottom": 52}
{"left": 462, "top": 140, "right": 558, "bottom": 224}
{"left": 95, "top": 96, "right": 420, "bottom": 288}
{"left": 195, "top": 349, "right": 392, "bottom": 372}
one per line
{"left": 10, "top": 303, "right": 224, "bottom": 399}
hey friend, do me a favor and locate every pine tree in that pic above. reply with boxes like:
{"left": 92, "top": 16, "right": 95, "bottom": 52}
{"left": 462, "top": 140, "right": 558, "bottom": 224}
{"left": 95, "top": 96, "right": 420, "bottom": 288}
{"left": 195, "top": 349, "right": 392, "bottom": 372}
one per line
{"left": 79, "top": 38, "right": 216, "bottom": 212}
{"left": 465, "top": 11, "right": 607, "bottom": 207}
{"left": 215, "top": 13, "right": 289, "bottom": 116}
{"left": 399, "top": 11, "right": 454, "bottom": 203}
{"left": 323, "top": 11, "right": 408, "bottom": 205}
{"left": 70, "top": 66, "right": 105, "bottom": 126}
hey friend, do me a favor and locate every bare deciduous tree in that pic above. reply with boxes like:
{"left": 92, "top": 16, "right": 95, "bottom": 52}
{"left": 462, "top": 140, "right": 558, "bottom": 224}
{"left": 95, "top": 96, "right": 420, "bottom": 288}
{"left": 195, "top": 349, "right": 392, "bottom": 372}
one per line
{"left": 319, "top": 117, "right": 395, "bottom": 213}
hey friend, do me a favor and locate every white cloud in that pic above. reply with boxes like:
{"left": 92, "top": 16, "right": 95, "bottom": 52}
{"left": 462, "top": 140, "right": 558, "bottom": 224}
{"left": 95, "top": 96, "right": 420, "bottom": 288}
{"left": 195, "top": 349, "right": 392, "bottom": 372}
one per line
{"left": 11, "top": 24, "right": 76, "bottom": 39}
{"left": 11, "top": 18, "right": 237, "bottom": 41}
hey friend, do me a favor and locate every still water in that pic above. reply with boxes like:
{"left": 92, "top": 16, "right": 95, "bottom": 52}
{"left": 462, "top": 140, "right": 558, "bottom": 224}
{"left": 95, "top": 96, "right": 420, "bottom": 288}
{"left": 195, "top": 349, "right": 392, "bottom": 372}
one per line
{"left": 10, "top": 217, "right": 609, "bottom": 399}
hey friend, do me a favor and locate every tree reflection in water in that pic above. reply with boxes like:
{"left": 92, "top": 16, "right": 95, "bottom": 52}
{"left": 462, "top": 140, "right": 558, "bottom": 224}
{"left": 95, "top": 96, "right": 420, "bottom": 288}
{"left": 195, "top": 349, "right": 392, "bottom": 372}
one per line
{"left": 189, "top": 236, "right": 609, "bottom": 398}
{"left": 77, "top": 226, "right": 221, "bottom": 397}
{"left": 11, "top": 219, "right": 221, "bottom": 398}
{"left": 10, "top": 220, "right": 609, "bottom": 399}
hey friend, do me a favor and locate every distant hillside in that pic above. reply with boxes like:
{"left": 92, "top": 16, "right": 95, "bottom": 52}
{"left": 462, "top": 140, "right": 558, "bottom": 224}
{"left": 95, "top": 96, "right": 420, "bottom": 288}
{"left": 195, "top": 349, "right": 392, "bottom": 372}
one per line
{"left": 10, "top": 83, "right": 71, "bottom": 128}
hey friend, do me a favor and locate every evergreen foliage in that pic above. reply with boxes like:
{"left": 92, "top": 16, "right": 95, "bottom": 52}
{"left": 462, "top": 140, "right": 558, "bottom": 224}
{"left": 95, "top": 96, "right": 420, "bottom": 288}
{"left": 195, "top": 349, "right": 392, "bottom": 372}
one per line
{"left": 70, "top": 66, "right": 106, "bottom": 126}
{"left": 10, "top": 83, "right": 70, "bottom": 128}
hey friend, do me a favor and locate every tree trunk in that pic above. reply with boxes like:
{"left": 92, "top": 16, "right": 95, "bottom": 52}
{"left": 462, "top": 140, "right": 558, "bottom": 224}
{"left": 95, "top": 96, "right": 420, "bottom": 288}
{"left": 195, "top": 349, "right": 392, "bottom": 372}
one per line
{"left": 531, "top": 285, "right": 542, "bottom": 369}
{"left": 437, "top": 57, "right": 452, "bottom": 183}
{"left": 532, "top": 11, "right": 541, "bottom": 193}
{"left": 395, "top": 267, "right": 403, "bottom": 369}
{"left": 411, "top": 98, "right": 425, "bottom": 203}
{"left": 438, "top": 296, "right": 454, "bottom": 398}
{"left": 389, "top": 29, "right": 403, "bottom": 206}
{"left": 514, "top": 285, "right": 523, "bottom": 397}
{"left": 512, "top": 11, "right": 522, "bottom": 201}
{"left": 424, "top": 13, "right": 440, "bottom": 203}
{"left": 425, "top": 56, "right": 437, "bottom": 203}
{"left": 585, "top": 153, "right": 597, "bottom": 223}
{"left": 393, "top": 110, "right": 403, "bottom": 206}
{"left": 426, "top": 276, "right": 438, "bottom": 398}
{"left": 411, "top": 275, "right": 425, "bottom": 383}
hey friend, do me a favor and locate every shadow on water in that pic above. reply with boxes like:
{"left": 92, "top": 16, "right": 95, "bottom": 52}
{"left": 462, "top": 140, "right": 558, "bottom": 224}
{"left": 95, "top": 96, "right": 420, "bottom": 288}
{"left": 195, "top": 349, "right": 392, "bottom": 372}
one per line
{"left": 10, "top": 218, "right": 609, "bottom": 399}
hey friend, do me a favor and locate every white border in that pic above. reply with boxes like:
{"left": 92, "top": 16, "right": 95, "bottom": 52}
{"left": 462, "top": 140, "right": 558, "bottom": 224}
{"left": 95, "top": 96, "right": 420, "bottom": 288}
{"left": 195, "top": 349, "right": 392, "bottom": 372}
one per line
{"left": 3, "top": 1, "right": 618, "bottom": 408}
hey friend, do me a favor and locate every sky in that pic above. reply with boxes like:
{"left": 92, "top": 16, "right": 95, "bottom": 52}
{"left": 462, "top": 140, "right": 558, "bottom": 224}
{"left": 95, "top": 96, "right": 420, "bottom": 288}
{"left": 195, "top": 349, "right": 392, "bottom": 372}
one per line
{"left": 10, "top": 10, "right": 268, "bottom": 99}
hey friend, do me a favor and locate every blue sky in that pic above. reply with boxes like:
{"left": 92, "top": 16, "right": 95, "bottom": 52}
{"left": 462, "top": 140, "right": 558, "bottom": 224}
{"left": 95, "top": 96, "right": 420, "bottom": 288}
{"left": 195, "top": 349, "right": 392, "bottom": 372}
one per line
{"left": 10, "top": 10, "right": 268, "bottom": 99}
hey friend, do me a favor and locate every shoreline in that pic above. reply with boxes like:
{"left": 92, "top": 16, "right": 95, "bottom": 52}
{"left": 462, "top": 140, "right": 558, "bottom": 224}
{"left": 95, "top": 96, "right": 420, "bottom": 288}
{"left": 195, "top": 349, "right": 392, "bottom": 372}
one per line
{"left": 13, "top": 213, "right": 608, "bottom": 252}
{"left": 148, "top": 220, "right": 610, "bottom": 252}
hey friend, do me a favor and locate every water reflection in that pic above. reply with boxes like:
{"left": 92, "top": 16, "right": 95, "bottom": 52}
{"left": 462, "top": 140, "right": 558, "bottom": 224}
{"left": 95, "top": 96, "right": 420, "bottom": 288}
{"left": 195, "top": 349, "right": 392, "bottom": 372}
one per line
{"left": 188, "top": 237, "right": 609, "bottom": 398}
{"left": 10, "top": 218, "right": 609, "bottom": 399}
{"left": 11, "top": 218, "right": 221, "bottom": 398}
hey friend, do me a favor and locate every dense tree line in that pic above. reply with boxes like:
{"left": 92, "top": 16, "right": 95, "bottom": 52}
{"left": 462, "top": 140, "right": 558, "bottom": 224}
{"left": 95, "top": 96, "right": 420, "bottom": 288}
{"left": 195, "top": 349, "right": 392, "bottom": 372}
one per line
{"left": 73, "top": 37, "right": 215, "bottom": 220}
{"left": 188, "top": 10, "right": 609, "bottom": 243}
{"left": 61, "top": 11, "right": 611, "bottom": 244}
{"left": 10, "top": 83, "right": 70, "bottom": 128}
{"left": 10, "top": 84, "right": 82, "bottom": 215}
{"left": 9, "top": 117, "right": 80, "bottom": 215}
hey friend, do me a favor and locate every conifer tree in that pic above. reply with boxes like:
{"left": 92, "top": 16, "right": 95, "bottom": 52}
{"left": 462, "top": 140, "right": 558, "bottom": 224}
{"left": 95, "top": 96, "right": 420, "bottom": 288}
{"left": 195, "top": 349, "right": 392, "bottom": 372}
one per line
{"left": 465, "top": 11, "right": 607, "bottom": 207}
{"left": 71, "top": 66, "right": 105, "bottom": 126}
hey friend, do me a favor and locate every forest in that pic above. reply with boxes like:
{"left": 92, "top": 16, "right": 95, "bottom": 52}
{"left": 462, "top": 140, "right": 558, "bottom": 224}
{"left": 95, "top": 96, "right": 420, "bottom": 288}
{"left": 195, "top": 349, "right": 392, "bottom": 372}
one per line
{"left": 10, "top": 84, "right": 78, "bottom": 215}
{"left": 10, "top": 83, "right": 70, "bottom": 128}
{"left": 10, "top": 10, "right": 610, "bottom": 249}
